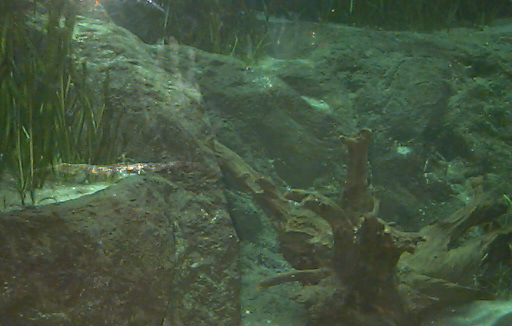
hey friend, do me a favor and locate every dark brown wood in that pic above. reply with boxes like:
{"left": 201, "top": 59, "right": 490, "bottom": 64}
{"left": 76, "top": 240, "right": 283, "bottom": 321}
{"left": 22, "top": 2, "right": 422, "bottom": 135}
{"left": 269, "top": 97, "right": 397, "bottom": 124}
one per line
{"left": 215, "top": 132, "right": 511, "bottom": 325}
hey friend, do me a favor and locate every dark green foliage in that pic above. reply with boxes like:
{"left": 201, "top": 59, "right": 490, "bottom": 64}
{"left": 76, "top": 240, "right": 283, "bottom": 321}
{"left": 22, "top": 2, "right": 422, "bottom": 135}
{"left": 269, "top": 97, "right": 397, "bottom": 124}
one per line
{"left": 160, "top": 0, "right": 269, "bottom": 59}
{"left": 281, "top": 0, "right": 512, "bottom": 30}
{"left": 0, "top": 0, "right": 117, "bottom": 206}
{"left": 103, "top": 0, "right": 271, "bottom": 62}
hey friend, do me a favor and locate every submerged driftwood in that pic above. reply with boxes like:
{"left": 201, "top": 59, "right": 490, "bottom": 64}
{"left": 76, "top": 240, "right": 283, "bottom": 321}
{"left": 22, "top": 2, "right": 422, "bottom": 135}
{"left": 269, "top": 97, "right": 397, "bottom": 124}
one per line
{"left": 215, "top": 130, "right": 511, "bottom": 325}
{"left": 398, "top": 183, "right": 511, "bottom": 316}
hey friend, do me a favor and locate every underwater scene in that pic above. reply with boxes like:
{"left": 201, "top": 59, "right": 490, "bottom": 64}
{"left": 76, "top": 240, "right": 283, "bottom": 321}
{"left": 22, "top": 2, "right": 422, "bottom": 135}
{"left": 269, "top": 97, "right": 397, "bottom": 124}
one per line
{"left": 1, "top": 0, "right": 512, "bottom": 325}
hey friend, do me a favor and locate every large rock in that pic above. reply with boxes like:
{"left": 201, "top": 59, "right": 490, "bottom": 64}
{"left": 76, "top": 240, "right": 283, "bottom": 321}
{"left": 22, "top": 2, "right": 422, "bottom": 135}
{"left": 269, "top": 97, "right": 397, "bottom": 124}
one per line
{"left": 1, "top": 10, "right": 240, "bottom": 326}
{"left": 0, "top": 172, "right": 239, "bottom": 325}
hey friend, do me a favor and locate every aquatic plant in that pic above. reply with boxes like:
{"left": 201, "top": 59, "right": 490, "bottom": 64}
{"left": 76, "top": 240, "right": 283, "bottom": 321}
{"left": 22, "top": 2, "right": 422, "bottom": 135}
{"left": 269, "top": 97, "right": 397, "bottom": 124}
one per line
{"left": 0, "top": 0, "right": 117, "bottom": 206}
{"left": 101, "top": 0, "right": 272, "bottom": 62}
{"left": 494, "top": 263, "right": 512, "bottom": 299}
{"left": 159, "top": 0, "right": 271, "bottom": 60}
{"left": 312, "top": 0, "right": 512, "bottom": 30}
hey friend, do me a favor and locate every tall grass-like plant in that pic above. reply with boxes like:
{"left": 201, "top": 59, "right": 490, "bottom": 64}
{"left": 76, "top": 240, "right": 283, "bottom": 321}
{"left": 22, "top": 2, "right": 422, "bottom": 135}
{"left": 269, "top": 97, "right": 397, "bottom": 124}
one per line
{"left": 0, "top": 0, "right": 117, "bottom": 206}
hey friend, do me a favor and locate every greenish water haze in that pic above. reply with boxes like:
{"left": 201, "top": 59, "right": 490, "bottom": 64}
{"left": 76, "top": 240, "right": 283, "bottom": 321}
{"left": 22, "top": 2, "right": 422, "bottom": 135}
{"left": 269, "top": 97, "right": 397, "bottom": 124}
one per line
{"left": 0, "top": 1, "right": 511, "bottom": 325}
